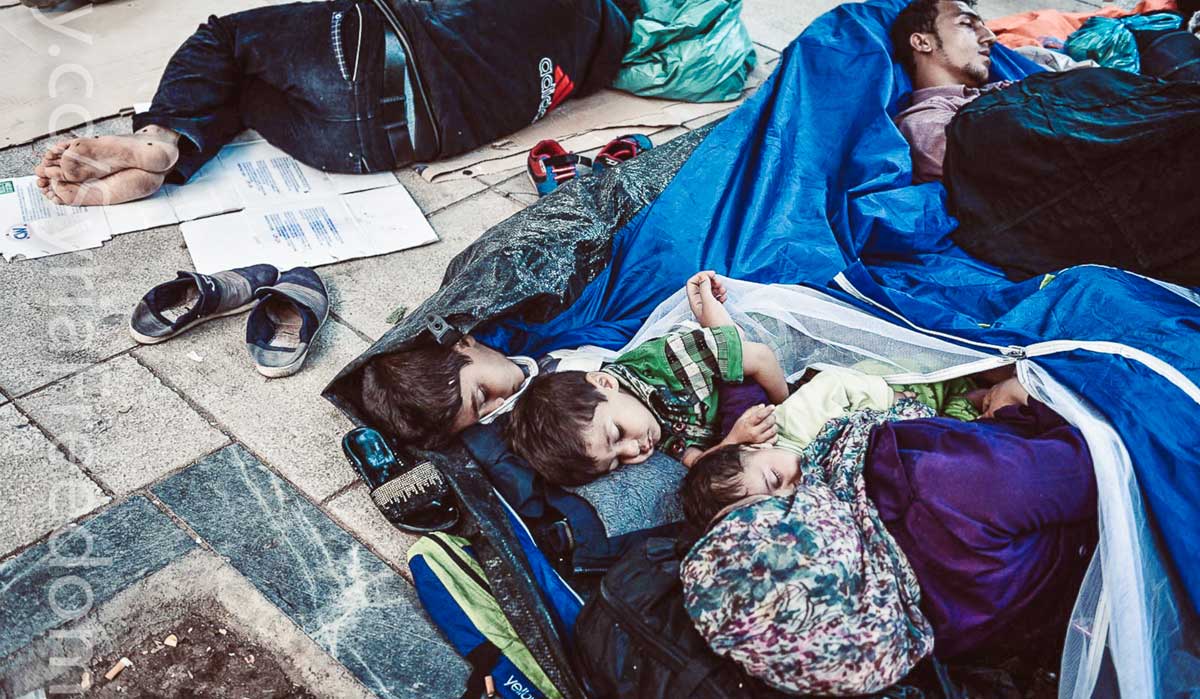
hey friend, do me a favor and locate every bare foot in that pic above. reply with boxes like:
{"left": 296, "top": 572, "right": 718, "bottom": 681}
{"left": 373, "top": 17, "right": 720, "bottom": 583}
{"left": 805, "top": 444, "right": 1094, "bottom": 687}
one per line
{"left": 39, "top": 178, "right": 66, "bottom": 206}
{"left": 34, "top": 158, "right": 63, "bottom": 182}
{"left": 58, "top": 134, "right": 179, "bottom": 183}
{"left": 49, "top": 168, "right": 166, "bottom": 207}
{"left": 44, "top": 141, "right": 66, "bottom": 164}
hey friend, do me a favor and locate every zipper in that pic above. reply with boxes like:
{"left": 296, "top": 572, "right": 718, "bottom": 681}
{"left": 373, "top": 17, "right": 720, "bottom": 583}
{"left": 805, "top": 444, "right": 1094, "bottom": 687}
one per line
{"left": 1022, "top": 339, "right": 1200, "bottom": 403}
{"left": 373, "top": 0, "right": 442, "bottom": 157}
{"left": 876, "top": 355, "right": 1015, "bottom": 385}
{"left": 833, "top": 273, "right": 1020, "bottom": 355}
{"left": 833, "top": 273, "right": 1200, "bottom": 403}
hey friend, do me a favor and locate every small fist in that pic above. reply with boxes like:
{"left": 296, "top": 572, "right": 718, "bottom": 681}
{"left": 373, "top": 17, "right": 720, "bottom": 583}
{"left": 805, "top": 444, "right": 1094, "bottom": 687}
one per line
{"left": 980, "top": 377, "right": 1029, "bottom": 418}
{"left": 727, "top": 404, "right": 777, "bottom": 446}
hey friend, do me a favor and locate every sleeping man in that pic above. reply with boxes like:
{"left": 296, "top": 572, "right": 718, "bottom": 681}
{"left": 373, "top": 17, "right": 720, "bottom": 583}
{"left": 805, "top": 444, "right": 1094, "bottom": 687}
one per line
{"left": 892, "top": 0, "right": 1200, "bottom": 286}
{"left": 32, "top": 0, "right": 633, "bottom": 206}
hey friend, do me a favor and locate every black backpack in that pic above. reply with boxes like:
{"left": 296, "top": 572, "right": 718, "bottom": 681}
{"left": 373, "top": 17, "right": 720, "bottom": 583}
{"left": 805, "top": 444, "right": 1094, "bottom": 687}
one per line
{"left": 573, "top": 538, "right": 945, "bottom": 699}
{"left": 572, "top": 537, "right": 791, "bottom": 699}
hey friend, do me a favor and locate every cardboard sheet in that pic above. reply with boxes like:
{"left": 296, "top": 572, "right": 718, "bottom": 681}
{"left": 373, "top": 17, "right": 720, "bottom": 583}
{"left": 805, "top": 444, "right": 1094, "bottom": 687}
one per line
{"left": 180, "top": 184, "right": 438, "bottom": 273}
{"left": 418, "top": 59, "right": 775, "bottom": 182}
{"left": 0, "top": 138, "right": 416, "bottom": 265}
{"left": 2, "top": 0, "right": 293, "bottom": 148}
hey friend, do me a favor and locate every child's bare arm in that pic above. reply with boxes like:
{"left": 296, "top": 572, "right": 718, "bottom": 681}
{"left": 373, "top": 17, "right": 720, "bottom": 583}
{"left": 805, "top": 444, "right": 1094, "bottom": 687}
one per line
{"left": 742, "top": 341, "right": 789, "bottom": 404}
{"left": 686, "top": 271, "right": 734, "bottom": 329}
{"left": 681, "top": 404, "right": 778, "bottom": 467}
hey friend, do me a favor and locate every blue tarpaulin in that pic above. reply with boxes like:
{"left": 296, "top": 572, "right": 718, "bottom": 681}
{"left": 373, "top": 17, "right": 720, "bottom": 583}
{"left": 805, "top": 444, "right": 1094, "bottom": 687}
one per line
{"left": 476, "top": 0, "right": 1200, "bottom": 693}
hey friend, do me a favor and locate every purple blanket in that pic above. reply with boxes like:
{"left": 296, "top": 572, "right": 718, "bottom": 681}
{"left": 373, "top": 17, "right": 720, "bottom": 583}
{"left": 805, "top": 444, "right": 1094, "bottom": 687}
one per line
{"left": 866, "top": 399, "right": 1097, "bottom": 658}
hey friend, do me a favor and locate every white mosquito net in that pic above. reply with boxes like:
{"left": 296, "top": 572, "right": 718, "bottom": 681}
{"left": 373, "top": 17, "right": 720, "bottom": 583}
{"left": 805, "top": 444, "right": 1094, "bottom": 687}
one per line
{"left": 581, "top": 278, "right": 1197, "bottom": 699}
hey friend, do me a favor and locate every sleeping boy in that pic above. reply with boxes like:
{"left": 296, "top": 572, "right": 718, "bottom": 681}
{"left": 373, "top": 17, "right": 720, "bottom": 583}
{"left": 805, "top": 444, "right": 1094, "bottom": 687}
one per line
{"left": 506, "top": 271, "right": 792, "bottom": 486}
{"left": 678, "top": 374, "right": 1033, "bottom": 529}
{"left": 356, "top": 270, "right": 781, "bottom": 454}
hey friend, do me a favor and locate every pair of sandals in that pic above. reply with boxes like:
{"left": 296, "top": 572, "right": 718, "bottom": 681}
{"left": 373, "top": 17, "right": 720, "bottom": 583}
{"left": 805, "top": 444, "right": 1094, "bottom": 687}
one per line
{"left": 526, "top": 133, "right": 654, "bottom": 197}
{"left": 130, "top": 264, "right": 329, "bottom": 378}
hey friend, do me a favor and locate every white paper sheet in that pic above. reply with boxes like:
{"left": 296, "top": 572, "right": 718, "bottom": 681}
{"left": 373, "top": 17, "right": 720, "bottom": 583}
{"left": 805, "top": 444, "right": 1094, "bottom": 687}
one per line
{"left": 1, "top": 139, "right": 404, "bottom": 264}
{"left": 2, "top": 213, "right": 111, "bottom": 261}
{"left": 215, "top": 140, "right": 338, "bottom": 206}
{"left": 181, "top": 183, "right": 437, "bottom": 273}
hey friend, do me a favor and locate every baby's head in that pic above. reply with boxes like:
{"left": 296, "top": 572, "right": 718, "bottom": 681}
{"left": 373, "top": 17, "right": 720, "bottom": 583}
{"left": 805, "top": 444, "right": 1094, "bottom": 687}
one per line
{"left": 359, "top": 336, "right": 526, "bottom": 448}
{"left": 680, "top": 444, "right": 802, "bottom": 530}
{"left": 507, "top": 370, "right": 661, "bottom": 486}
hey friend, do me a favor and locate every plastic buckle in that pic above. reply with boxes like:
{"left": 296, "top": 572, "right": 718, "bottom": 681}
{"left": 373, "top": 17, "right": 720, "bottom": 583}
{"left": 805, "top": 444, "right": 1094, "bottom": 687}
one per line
{"left": 425, "top": 313, "right": 462, "bottom": 345}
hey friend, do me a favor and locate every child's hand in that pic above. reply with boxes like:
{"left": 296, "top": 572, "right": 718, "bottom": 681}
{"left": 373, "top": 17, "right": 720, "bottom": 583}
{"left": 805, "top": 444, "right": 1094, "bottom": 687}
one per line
{"left": 981, "top": 377, "right": 1029, "bottom": 417}
{"left": 726, "top": 404, "right": 777, "bottom": 446}
{"left": 686, "top": 271, "right": 731, "bottom": 329}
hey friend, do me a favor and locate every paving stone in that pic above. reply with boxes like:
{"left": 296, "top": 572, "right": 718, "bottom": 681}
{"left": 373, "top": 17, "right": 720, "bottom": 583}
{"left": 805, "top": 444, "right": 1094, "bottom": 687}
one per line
{"left": 0, "top": 224, "right": 193, "bottom": 397}
{"left": 0, "top": 549, "right": 376, "bottom": 699}
{"left": 491, "top": 173, "right": 541, "bottom": 208}
{"left": 134, "top": 317, "right": 367, "bottom": 502}
{"left": 0, "top": 144, "right": 38, "bottom": 179}
{"left": 0, "top": 404, "right": 109, "bottom": 559}
{"left": 476, "top": 164, "right": 527, "bottom": 187}
{"left": 325, "top": 483, "right": 420, "bottom": 583}
{"left": 0, "top": 495, "right": 195, "bottom": 659}
{"left": 742, "top": 0, "right": 1102, "bottom": 53}
{"left": 67, "top": 115, "right": 134, "bottom": 139}
{"left": 977, "top": 0, "right": 1106, "bottom": 18}
{"left": 755, "top": 43, "right": 783, "bottom": 66}
{"left": 20, "top": 355, "right": 229, "bottom": 493}
{"left": 741, "top": 0, "right": 836, "bottom": 52}
{"left": 322, "top": 190, "right": 525, "bottom": 340}
{"left": 394, "top": 165, "right": 487, "bottom": 215}
{"left": 151, "top": 444, "right": 468, "bottom": 699}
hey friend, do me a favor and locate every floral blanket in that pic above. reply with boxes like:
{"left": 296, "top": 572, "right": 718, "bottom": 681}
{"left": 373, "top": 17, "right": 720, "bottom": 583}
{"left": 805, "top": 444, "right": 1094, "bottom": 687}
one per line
{"left": 681, "top": 400, "right": 936, "bottom": 696}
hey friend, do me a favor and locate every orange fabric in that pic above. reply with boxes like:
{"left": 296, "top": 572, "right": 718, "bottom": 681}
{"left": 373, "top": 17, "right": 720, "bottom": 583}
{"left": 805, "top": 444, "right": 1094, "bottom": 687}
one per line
{"left": 986, "top": 0, "right": 1178, "bottom": 48}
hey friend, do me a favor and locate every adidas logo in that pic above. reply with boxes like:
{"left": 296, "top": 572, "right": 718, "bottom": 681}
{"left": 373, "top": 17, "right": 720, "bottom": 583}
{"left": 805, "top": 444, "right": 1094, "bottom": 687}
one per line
{"left": 533, "top": 57, "right": 574, "bottom": 122}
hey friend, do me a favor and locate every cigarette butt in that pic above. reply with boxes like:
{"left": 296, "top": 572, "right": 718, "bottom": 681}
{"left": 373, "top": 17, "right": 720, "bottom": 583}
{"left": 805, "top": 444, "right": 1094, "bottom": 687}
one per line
{"left": 81, "top": 671, "right": 93, "bottom": 690}
{"left": 163, "top": 634, "right": 178, "bottom": 648}
{"left": 484, "top": 675, "right": 495, "bottom": 696}
{"left": 104, "top": 657, "right": 132, "bottom": 680}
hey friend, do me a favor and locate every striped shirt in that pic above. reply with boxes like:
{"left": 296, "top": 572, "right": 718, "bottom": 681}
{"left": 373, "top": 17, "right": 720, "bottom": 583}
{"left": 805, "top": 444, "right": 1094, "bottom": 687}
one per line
{"left": 601, "top": 326, "right": 744, "bottom": 459}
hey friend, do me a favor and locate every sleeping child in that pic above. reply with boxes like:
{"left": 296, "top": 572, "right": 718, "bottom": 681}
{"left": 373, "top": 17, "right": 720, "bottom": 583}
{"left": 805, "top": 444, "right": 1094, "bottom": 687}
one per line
{"left": 506, "top": 271, "right": 791, "bottom": 485}
{"left": 680, "top": 373, "right": 1096, "bottom": 666}
{"left": 679, "top": 374, "right": 1037, "bottom": 530}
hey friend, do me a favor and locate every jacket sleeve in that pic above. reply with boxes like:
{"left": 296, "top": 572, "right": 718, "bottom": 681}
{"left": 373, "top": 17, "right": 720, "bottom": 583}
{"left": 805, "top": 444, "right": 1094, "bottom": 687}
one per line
{"left": 775, "top": 368, "right": 893, "bottom": 450}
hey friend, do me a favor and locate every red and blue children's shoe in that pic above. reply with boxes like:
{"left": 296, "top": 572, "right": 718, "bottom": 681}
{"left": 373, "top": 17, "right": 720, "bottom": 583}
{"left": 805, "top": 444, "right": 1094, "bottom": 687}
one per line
{"left": 592, "top": 134, "right": 653, "bottom": 174}
{"left": 527, "top": 139, "right": 591, "bottom": 197}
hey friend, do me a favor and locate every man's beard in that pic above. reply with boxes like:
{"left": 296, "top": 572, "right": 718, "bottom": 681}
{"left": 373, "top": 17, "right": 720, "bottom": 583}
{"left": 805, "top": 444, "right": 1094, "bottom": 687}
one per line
{"left": 934, "top": 41, "right": 987, "bottom": 87}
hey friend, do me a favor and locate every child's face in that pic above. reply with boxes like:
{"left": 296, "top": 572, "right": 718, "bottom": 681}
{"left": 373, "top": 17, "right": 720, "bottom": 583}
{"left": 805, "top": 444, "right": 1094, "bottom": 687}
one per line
{"left": 449, "top": 337, "right": 527, "bottom": 434}
{"left": 739, "top": 447, "right": 802, "bottom": 498}
{"left": 582, "top": 373, "right": 663, "bottom": 473}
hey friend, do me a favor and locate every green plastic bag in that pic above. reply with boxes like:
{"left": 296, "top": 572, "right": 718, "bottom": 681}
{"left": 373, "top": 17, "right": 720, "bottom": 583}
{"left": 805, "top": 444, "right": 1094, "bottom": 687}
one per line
{"left": 614, "top": 0, "right": 757, "bottom": 103}
{"left": 1064, "top": 13, "right": 1182, "bottom": 74}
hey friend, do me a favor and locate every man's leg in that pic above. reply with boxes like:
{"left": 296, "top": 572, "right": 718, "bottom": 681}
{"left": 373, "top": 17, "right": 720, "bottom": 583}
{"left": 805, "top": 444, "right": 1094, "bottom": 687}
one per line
{"left": 235, "top": 0, "right": 397, "bottom": 175}
{"left": 35, "top": 6, "right": 260, "bottom": 205}
{"left": 37, "top": 1, "right": 395, "bottom": 206}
